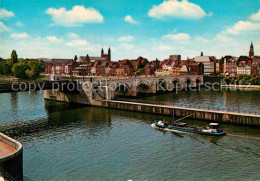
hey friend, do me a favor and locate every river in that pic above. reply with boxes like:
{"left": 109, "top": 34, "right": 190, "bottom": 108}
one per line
{"left": 0, "top": 90, "right": 259, "bottom": 180}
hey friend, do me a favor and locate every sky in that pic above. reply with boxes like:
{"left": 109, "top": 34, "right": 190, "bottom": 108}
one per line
{"left": 0, "top": 0, "right": 259, "bottom": 61}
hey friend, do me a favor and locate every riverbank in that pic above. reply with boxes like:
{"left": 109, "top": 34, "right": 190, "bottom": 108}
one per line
{"left": 0, "top": 75, "right": 49, "bottom": 83}
{"left": 221, "top": 84, "right": 260, "bottom": 90}
{"left": 0, "top": 75, "right": 18, "bottom": 83}
{"left": 98, "top": 100, "right": 260, "bottom": 126}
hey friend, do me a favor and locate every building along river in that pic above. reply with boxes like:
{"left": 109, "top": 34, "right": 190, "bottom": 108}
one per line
{"left": 0, "top": 89, "right": 259, "bottom": 180}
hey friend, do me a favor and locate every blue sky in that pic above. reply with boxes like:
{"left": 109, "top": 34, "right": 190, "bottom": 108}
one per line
{"left": 0, "top": 0, "right": 259, "bottom": 60}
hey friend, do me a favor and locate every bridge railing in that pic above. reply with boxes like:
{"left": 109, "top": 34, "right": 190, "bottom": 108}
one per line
{"left": 115, "top": 98, "right": 260, "bottom": 115}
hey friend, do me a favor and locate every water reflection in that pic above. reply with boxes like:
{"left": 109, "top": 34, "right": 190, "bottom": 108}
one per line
{"left": 0, "top": 91, "right": 260, "bottom": 180}
{"left": 120, "top": 88, "right": 260, "bottom": 114}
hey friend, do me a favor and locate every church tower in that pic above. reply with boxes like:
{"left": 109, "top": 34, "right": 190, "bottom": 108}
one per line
{"left": 249, "top": 42, "right": 254, "bottom": 57}
{"left": 101, "top": 48, "right": 104, "bottom": 57}
{"left": 108, "top": 47, "right": 111, "bottom": 62}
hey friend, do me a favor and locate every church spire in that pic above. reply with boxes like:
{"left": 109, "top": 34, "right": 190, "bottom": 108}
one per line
{"left": 101, "top": 47, "right": 104, "bottom": 56}
{"left": 249, "top": 41, "right": 254, "bottom": 57}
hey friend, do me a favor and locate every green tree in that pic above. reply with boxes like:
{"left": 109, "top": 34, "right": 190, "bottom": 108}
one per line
{"left": 0, "top": 61, "right": 4, "bottom": 75}
{"left": 12, "top": 62, "right": 27, "bottom": 79}
{"left": 10, "top": 50, "right": 18, "bottom": 67}
{"left": 2, "top": 63, "right": 11, "bottom": 75}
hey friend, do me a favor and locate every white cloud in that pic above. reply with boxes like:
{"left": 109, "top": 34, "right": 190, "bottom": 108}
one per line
{"left": 223, "top": 20, "right": 260, "bottom": 35}
{"left": 255, "top": 44, "right": 260, "bottom": 53}
{"left": 66, "top": 39, "right": 88, "bottom": 47}
{"left": 119, "top": 35, "right": 135, "bottom": 42}
{"left": 45, "top": 5, "right": 104, "bottom": 27}
{"left": 214, "top": 34, "right": 233, "bottom": 43}
{"left": 11, "top": 32, "right": 30, "bottom": 39}
{"left": 0, "top": 21, "right": 10, "bottom": 33}
{"left": 195, "top": 36, "right": 209, "bottom": 43}
{"left": 46, "top": 36, "right": 59, "bottom": 42}
{"left": 148, "top": 0, "right": 210, "bottom": 19}
{"left": 249, "top": 9, "right": 260, "bottom": 21}
{"left": 66, "top": 33, "right": 78, "bottom": 39}
{"left": 15, "top": 21, "right": 23, "bottom": 27}
{"left": 124, "top": 15, "right": 139, "bottom": 24}
{"left": 119, "top": 43, "right": 134, "bottom": 50}
{"left": 162, "top": 33, "right": 191, "bottom": 40}
{"left": 152, "top": 45, "right": 172, "bottom": 51}
{"left": 0, "top": 9, "right": 14, "bottom": 18}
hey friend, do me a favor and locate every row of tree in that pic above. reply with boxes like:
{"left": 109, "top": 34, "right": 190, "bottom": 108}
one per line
{"left": 0, "top": 50, "right": 46, "bottom": 79}
{"left": 223, "top": 75, "right": 260, "bottom": 85}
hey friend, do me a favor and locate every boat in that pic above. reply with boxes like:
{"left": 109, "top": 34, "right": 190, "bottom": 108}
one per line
{"left": 151, "top": 112, "right": 226, "bottom": 136}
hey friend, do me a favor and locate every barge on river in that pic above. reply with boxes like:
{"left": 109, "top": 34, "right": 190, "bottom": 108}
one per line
{"left": 151, "top": 121, "right": 226, "bottom": 136}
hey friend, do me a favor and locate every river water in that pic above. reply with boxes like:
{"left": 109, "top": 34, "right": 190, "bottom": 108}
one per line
{"left": 0, "top": 90, "right": 259, "bottom": 180}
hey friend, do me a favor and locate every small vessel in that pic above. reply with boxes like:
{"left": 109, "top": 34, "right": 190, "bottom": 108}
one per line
{"left": 151, "top": 112, "right": 226, "bottom": 136}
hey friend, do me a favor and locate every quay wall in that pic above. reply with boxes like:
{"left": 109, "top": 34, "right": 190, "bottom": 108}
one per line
{"left": 44, "top": 89, "right": 260, "bottom": 127}
{"left": 97, "top": 100, "right": 260, "bottom": 126}
{"left": 0, "top": 132, "right": 23, "bottom": 181}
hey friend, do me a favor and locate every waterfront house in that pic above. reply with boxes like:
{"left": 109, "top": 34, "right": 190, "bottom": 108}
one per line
{"left": 194, "top": 55, "right": 217, "bottom": 75}
{"left": 117, "top": 59, "right": 135, "bottom": 76}
{"left": 251, "top": 56, "right": 260, "bottom": 75}
{"left": 144, "top": 59, "right": 160, "bottom": 75}
{"left": 189, "top": 62, "right": 204, "bottom": 75}
{"left": 237, "top": 56, "right": 252, "bottom": 75}
{"left": 224, "top": 57, "right": 238, "bottom": 77}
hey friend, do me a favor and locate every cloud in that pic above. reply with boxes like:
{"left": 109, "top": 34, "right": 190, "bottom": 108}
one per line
{"left": 124, "top": 15, "right": 139, "bottom": 24}
{"left": 152, "top": 45, "right": 172, "bottom": 51}
{"left": 162, "top": 33, "right": 191, "bottom": 40}
{"left": 45, "top": 5, "right": 104, "bottom": 27}
{"left": 255, "top": 44, "right": 260, "bottom": 53}
{"left": 249, "top": 9, "right": 260, "bottom": 21}
{"left": 0, "top": 9, "right": 14, "bottom": 18}
{"left": 66, "top": 39, "right": 88, "bottom": 47}
{"left": 15, "top": 21, "right": 23, "bottom": 27}
{"left": 11, "top": 32, "right": 30, "bottom": 39}
{"left": 46, "top": 36, "right": 59, "bottom": 42}
{"left": 223, "top": 20, "right": 260, "bottom": 35}
{"left": 66, "top": 33, "right": 78, "bottom": 38}
{"left": 119, "top": 35, "right": 135, "bottom": 42}
{"left": 148, "top": 0, "right": 210, "bottom": 19}
{"left": 119, "top": 43, "right": 134, "bottom": 50}
{"left": 195, "top": 36, "right": 209, "bottom": 43}
{"left": 0, "top": 21, "right": 10, "bottom": 33}
{"left": 214, "top": 34, "right": 233, "bottom": 43}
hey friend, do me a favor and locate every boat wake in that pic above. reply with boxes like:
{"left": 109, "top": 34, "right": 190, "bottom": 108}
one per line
{"left": 227, "top": 133, "right": 260, "bottom": 141}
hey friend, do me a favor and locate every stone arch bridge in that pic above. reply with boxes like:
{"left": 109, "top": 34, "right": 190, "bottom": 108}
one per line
{"left": 91, "top": 75, "right": 203, "bottom": 99}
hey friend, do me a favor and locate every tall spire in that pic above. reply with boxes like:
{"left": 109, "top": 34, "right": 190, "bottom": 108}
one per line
{"left": 249, "top": 41, "right": 254, "bottom": 57}
{"left": 101, "top": 47, "right": 104, "bottom": 56}
{"left": 108, "top": 47, "right": 111, "bottom": 62}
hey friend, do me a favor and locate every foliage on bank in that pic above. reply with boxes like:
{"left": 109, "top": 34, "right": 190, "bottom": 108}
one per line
{"left": 223, "top": 75, "right": 260, "bottom": 85}
{"left": 0, "top": 50, "right": 45, "bottom": 80}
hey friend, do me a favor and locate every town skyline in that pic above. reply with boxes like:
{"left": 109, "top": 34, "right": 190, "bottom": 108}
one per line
{"left": 0, "top": 0, "right": 260, "bottom": 60}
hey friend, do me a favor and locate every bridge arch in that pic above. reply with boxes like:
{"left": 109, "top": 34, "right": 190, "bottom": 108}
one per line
{"left": 114, "top": 82, "right": 131, "bottom": 97}
{"left": 157, "top": 79, "right": 167, "bottom": 91}
{"left": 137, "top": 81, "right": 151, "bottom": 94}
{"left": 172, "top": 78, "right": 182, "bottom": 90}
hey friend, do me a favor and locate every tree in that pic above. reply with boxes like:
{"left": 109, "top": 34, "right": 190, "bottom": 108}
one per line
{"left": 12, "top": 62, "right": 27, "bottom": 79}
{"left": 10, "top": 50, "right": 18, "bottom": 67}
{"left": 11, "top": 59, "right": 45, "bottom": 79}
{"left": 2, "top": 63, "right": 11, "bottom": 75}
{"left": 0, "top": 61, "right": 4, "bottom": 75}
